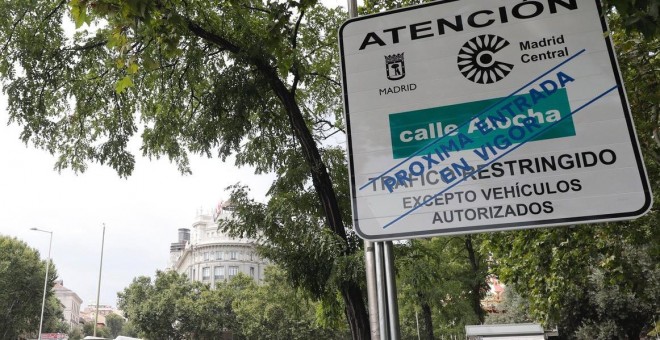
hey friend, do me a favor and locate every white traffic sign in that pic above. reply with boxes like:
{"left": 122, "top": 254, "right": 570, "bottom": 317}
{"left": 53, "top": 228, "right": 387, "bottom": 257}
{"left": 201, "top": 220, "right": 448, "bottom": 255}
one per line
{"left": 339, "top": 0, "right": 652, "bottom": 240}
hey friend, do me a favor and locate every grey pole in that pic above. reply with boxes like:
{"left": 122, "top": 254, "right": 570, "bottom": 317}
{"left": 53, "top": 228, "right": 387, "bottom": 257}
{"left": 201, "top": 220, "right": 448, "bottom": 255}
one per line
{"left": 364, "top": 241, "right": 381, "bottom": 339}
{"left": 384, "top": 241, "right": 401, "bottom": 339}
{"left": 346, "top": 0, "right": 379, "bottom": 338}
{"left": 347, "top": 0, "right": 358, "bottom": 17}
{"left": 94, "top": 224, "right": 106, "bottom": 337}
{"left": 415, "top": 309, "right": 421, "bottom": 340}
{"left": 374, "top": 242, "right": 389, "bottom": 340}
{"left": 30, "top": 228, "right": 52, "bottom": 340}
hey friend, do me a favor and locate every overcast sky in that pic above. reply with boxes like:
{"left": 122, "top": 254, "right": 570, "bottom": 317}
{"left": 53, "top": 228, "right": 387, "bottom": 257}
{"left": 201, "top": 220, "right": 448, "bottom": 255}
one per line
{"left": 0, "top": 95, "right": 275, "bottom": 306}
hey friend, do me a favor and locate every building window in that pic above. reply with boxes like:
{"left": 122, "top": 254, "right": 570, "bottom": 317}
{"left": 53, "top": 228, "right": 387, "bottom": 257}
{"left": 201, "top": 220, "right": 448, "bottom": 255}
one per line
{"left": 250, "top": 253, "right": 254, "bottom": 261}
{"left": 230, "top": 251, "right": 237, "bottom": 260}
{"left": 228, "top": 266, "right": 239, "bottom": 279}
{"left": 216, "top": 251, "right": 223, "bottom": 260}
{"left": 214, "top": 266, "right": 225, "bottom": 281}
{"left": 250, "top": 267, "right": 255, "bottom": 278}
{"left": 202, "top": 267, "right": 210, "bottom": 280}
{"left": 203, "top": 252, "right": 209, "bottom": 261}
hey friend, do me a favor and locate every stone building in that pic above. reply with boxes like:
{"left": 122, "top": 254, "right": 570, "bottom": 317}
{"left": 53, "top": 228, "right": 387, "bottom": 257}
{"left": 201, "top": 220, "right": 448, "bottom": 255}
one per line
{"left": 169, "top": 203, "right": 268, "bottom": 286}
{"left": 53, "top": 280, "right": 83, "bottom": 329}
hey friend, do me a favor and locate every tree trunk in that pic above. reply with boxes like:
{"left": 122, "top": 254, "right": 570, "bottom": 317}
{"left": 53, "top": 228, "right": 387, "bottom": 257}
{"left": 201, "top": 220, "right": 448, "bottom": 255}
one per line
{"left": 465, "top": 235, "right": 485, "bottom": 323}
{"left": 416, "top": 290, "right": 434, "bottom": 340}
{"left": 272, "top": 81, "right": 370, "bottom": 340}
{"left": 188, "top": 21, "right": 371, "bottom": 339}
{"left": 626, "top": 325, "right": 641, "bottom": 340}
{"left": 420, "top": 298, "right": 434, "bottom": 340}
{"left": 342, "top": 282, "right": 372, "bottom": 339}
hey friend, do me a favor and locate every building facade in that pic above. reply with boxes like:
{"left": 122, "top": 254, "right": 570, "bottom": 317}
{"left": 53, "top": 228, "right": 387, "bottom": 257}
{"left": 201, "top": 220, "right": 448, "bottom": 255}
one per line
{"left": 80, "top": 303, "right": 123, "bottom": 326}
{"left": 53, "top": 280, "right": 83, "bottom": 329}
{"left": 169, "top": 204, "right": 268, "bottom": 286}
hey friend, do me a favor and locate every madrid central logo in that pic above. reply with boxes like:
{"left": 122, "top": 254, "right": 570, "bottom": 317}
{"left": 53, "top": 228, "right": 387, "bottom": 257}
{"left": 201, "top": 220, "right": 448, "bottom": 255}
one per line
{"left": 457, "top": 34, "right": 514, "bottom": 84}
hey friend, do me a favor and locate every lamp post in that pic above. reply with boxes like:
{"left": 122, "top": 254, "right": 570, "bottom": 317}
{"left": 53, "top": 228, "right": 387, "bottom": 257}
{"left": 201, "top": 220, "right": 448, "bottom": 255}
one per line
{"left": 30, "top": 228, "right": 53, "bottom": 340}
{"left": 94, "top": 224, "right": 106, "bottom": 337}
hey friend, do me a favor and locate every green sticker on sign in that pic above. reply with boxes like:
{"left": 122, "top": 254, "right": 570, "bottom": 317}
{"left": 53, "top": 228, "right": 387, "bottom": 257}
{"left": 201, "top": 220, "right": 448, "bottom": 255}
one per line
{"left": 389, "top": 88, "right": 575, "bottom": 159}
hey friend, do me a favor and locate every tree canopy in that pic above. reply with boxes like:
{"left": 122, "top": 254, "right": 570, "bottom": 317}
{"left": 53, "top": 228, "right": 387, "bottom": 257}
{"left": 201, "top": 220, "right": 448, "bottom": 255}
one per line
{"left": 0, "top": 235, "right": 64, "bottom": 339}
{"left": 118, "top": 268, "right": 348, "bottom": 339}
{"left": 1, "top": 0, "right": 370, "bottom": 336}
{"left": 396, "top": 236, "right": 489, "bottom": 339}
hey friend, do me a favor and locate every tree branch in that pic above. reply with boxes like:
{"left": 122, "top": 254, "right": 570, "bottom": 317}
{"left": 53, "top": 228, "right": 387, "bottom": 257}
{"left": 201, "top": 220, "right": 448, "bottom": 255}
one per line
{"left": 308, "top": 72, "right": 340, "bottom": 87}
{"left": 242, "top": 5, "right": 271, "bottom": 14}
{"left": 291, "top": 70, "right": 300, "bottom": 94}
{"left": 289, "top": 9, "right": 305, "bottom": 94}
{"left": 64, "top": 40, "right": 109, "bottom": 52}
{"left": 43, "top": 0, "right": 67, "bottom": 23}
{"left": 320, "top": 129, "right": 343, "bottom": 140}
{"left": 315, "top": 119, "right": 345, "bottom": 134}
{"left": 291, "top": 9, "right": 305, "bottom": 50}
{"left": 186, "top": 19, "right": 241, "bottom": 55}
{"left": 1, "top": 9, "right": 30, "bottom": 54}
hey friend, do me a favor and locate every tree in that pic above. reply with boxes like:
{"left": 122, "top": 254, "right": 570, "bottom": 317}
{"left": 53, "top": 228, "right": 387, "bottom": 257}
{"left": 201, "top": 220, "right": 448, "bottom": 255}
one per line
{"left": 120, "top": 320, "right": 140, "bottom": 338}
{"left": 118, "top": 269, "right": 346, "bottom": 339}
{"left": 105, "top": 313, "right": 126, "bottom": 338}
{"left": 485, "top": 286, "right": 534, "bottom": 325}
{"left": 68, "top": 326, "right": 84, "bottom": 340}
{"left": 231, "top": 267, "right": 349, "bottom": 339}
{"left": 82, "top": 321, "right": 111, "bottom": 339}
{"left": 396, "top": 237, "right": 488, "bottom": 339}
{"left": 601, "top": 0, "right": 660, "bottom": 38}
{"left": 0, "top": 235, "right": 62, "bottom": 339}
{"left": 42, "top": 296, "right": 67, "bottom": 333}
{"left": 487, "top": 223, "right": 659, "bottom": 338}
{"left": 118, "top": 270, "right": 252, "bottom": 339}
{"left": 0, "top": 0, "right": 368, "bottom": 336}
{"left": 118, "top": 271, "right": 198, "bottom": 339}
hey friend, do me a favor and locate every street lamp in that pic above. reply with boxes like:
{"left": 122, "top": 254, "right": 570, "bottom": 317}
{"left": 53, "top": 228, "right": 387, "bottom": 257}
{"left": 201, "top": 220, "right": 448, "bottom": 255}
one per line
{"left": 30, "top": 228, "right": 53, "bottom": 340}
{"left": 93, "top": 224, "right": 106, "bottom": 337}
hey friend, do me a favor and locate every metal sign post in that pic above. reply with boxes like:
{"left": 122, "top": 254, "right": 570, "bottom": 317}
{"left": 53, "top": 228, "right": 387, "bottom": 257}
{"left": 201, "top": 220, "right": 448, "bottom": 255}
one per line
{"left": 346, "top": 1, "right": 401, "bottom": 339}
{"left": 364, "top": 241, "right": 381, "bottom": 339}
{"left": 383, "top": 241, "right": 401, "bottom": 339}
{"left": 372, "top": 241, "right": 401, "bottom": 340}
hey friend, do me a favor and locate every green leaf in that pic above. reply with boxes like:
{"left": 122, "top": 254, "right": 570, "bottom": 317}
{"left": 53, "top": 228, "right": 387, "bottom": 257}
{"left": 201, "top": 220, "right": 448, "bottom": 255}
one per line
{"left": 127, "top": 62, "right": 138, "bottom": 74}
{"left": 115, "top": 75, "right": 134, "bottom": 94}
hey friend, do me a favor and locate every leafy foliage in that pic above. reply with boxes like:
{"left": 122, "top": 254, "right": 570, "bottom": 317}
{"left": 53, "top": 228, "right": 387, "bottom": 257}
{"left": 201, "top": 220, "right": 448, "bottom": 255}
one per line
{"left": 485, "top": 286, "right": 534, "bottom": 325}
{"left": 117, "top": 270, "right": 224, "bottom": 339}
{"left": 82, "top": 321, "right": 111, "bottom": 339}
{"left": 232, "top": 266, "right": 350, "bottom": 339}
{"left": 0, "top": 235, "right": 63, "bottom": 339}
{"left": 68, "top": 325, "right": 84, "bottom": 340}
{"left": 105, "top": 313, "right": 126, "bottom": 338}
{"left": 396, "top": 237, "right": 488, "bottom": 339}
{"left": 117, "top": 268, "right": 347, "bottom": 339}
{"left": 602, "top": 0, "right": 660, "bottom": 38}
{"left": 0, "top": 0, "right": 370, "bottom": 336}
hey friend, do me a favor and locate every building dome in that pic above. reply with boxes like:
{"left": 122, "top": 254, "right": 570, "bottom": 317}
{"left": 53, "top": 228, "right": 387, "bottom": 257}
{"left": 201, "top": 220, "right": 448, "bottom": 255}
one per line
{"left": 169, "top": 206, "right": 268, "bottom": 286}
